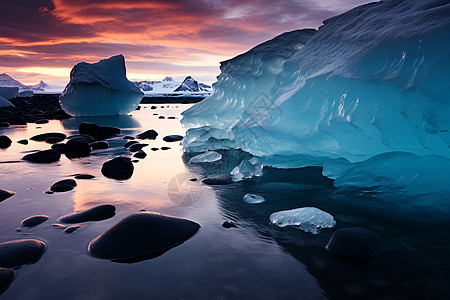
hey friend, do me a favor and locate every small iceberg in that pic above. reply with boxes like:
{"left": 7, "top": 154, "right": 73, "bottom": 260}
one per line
{"left": 270, "top": 207, "right": 336, "bottom": 234}
{"left": 230, "top": 157, "right": 263, "bottom": 182}
{"left": 189, "top": 151, "right": 222, "bottom": 163}
{"left": 243, "top": 193, "right": 266, "bottom": 204}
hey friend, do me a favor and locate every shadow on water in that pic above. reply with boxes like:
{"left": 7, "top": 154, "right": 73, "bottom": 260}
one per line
{"left": 184, "top": 152, "right": 450, "bottom": 299}
{"left": 61, "top": 115, "right": 141, "bottom": 131}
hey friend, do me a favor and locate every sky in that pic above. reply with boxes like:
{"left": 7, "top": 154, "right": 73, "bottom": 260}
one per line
{"left": 0, "top": 0, "right": 373, "bottom": 86}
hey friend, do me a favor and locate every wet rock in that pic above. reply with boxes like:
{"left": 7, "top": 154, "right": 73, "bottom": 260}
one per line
{"left": 64, "top": 225, "right": 83, "bottom": 234}
{"left": 123, "top": 136, "right": 135, "bottom": 140}
{"left": 74, "top": 174, "right": 95, "bottom": 179}
{"left": 158, "top": 116, "right": 165, "bottom": 119}
{"left": 0, "top": 268, "right": 14, "bottom": 295}
{"left": 150, "top": 106, "right": 157, "bottom": 109}
{"left": 124, "top": 140, "right": 139, "bottom": 147}
{"left": 50, "top": 179, "right": 77, "bottom": 192}
{"left": 222, "top": 221, "right": 237, "bottom": 228}
{"left": 202, "top": 174, "right": 233, "bottom": 185}
{"left": 0, "top": 136, "right": 12, "bottom": 149}
{"left": 0, "top": 122, "right": 9, "bottom": 127}
{"left": 34, "top": 118, "right": 49, "bottom": 124}
{"left": 21, "top": 215, "right": 49, "bottom": 227}
{"left": 161, "top": 147, "right": 170, "bottom": 150}
{"left": 51, "top": 223, "right": 66, "bottom": 229}
{"left": 163, "top": 135, "right": 183, "bottom": 142}
{"left": 0, "top": 239, "right": 46, "bottom": 268}
{"left": 88, "top": 212, "right": 200, "bottom": 262}
{"left": 326, "top": 227, "right": 390, "bottom": 259}
{"left": 17, "top": 139, "right": 28, "bottom": 145}
{"left": 30, "top": 132, "right": 66, "bottom": 142}
{"left": 101, "top": 157, "right": 134, "bottom": 180}
{"left": 128, "top": 143, "right": 148, "bottom": 152}
{"left": 90, "top": 140, "right": 109, "bottom": 150}
{"left": 151, "top": 147, "right": 159, "bottom": 151}
{"left": 67, "top": 134, "right": 95, "bottom": 143}
{"left": 58, "top": 204, "right": 116, "bottom": 223}
{"left": 0, "top": 189, "right": 15, "bottom": 202}
{"left": 79, "top": 122, "right": 121, "bottom": 140}
{"left": 22, "top": 149, "right": 61, "bottom": 163}
{"left": 65, "top": 138, "right": 91, "bottom": 158}
{"left": 136, "top": 129, "right": 158, "bottom": 140}
{"left": 45, "top": 137, "right": 65, "bottom": 144}
{"left": 168, "top": 116, "right": 176, "bottom": 119}
{"left": 51, "top": 143, "right": 67, "bottom": 153}
{"left": 133, "top": 150, "right": 147, "bottom": 159}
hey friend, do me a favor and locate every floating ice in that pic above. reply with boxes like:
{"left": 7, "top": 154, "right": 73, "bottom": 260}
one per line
{"left": 230, "top": 157, "right": 263, "bottom": 182}
{"left": 0, "top": 87, "right": 18, "bottom": 100}
{"left": 181, "top": 0, "right": 450, "bottom": 200}
{"left": 189, "top": 151, "right": 222, "bottom": 163}
{"left": 60, "top": 54, "right": 143, "bottom": 116}
{"left": 270, "top": 207, "right": 336, "bottom": 234}
{"left": 0, "top": 96, "right": 14, "bottom": 108}
{"left": 243, "top": 193, "right": 265, "bottom": 204}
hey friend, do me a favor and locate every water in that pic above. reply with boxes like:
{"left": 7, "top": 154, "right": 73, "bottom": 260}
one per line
{"left": 1, "top": 104, "right": 449, "bottom": 299}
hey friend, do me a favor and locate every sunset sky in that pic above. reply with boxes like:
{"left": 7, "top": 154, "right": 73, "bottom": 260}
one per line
{"left": 0, "top": 0, "right": 372, "bottom": 86}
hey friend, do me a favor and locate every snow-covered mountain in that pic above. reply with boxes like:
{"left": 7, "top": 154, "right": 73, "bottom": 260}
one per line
{"left": 134, "top": 76, "right": 212, "bottom": 95}
{"left": 0, "top": 73, "right": 60, "bottom": 93}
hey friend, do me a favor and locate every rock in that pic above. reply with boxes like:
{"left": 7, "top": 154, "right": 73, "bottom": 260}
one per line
{"left": 202, "top": 174, "right": 233, "bottom": 185}
{"left": 79, "top": 122, "right": 121, "bottom": 140}
{"left": 34, "top": 118, "right": 49, "bottom": 124}
{"left": 45, "top": 137, "right": 65, "bottom": 144}
{"left": 128, "top": 143, "right": 148, "bottom": 152}
{"left": 50, "top": 179, "right": 77, "bottom": 192}
{"left": 0, "top": 122, "right": 9, "bottom": 127}
{"left": 0, "top": 239, "right": 46, "bottom": 268}
{"left": 325, "top": 227, "right": 390, "bottom": 258}
{"left": 158, "top": 116, "right": 165, "bottom": 119}
{"left": 88, "top": 212, "right": 200, "bottom": 262}
{"left": 21, "top": 215, "right": 49, "bottom": 227}
{"left": 123, "top": 136, "right": 135, "bottom": 140}
{"left": 133, "top": 150, "right": 147, "bottom": 159}
{"left": 67, "top": 134, "right": 95, "bottom": 143}
{"left": 0, "top": 268, "right": 14, "bottom": 295}
{"left": 101, "top": 157, "right": 134, "bottom": 180}
{"left": 90, "top": 140, "right": 109, "bottom": 150}
{"left": 150, "top": 106, "right": 157, "bottom": 109}
{"left": 51, "top": 143, "right": 67, "bottom": 153}
{"left": 151, "top": 147, "right": 159, "bottom": 151}
{"left": 222, "top": 221, "right": 237, "bottom": 228}
{"left": 65, "top": 138, "right": 91, "bottom": 158}
{"left": 0, "top": 136, "right": 12, "bottom": 149}
{"left": 161, "top": 147, "right": 170, "bottom": 150}
{"left": 17, "top": 139, "right": 28, "bottom": 145}
{"left": 51, "top": 223, "right": 66, "bottom": 229}
{"left": 124, "top": 140, "right": 139, "bottom": 147}
{"left": 168, "top": 116, "right": 176, "bottom": 119}
{"left": 22, "top": 149, "right": 61, "bottom": 163}
{"left": 0, "top": 189, "right": 15, "bottom": 202}
{"left": 29, "top": 132, "right": 66, "bottom": 142}
{"left": 74, "top": 174, "right": 95, "bottom": 179}
{"left": 64, "top": 225, "right": 83, "bottom": 234}
{"left": 58, "top": 204, "right": 116, "bottom": 223}
{"left": 136, "top": 129, "right": 158, "bottom": 140}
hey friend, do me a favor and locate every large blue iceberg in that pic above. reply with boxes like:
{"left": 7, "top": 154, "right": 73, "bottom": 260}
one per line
{"left": 182, "top": 0, "right": 450, "bottom": 199}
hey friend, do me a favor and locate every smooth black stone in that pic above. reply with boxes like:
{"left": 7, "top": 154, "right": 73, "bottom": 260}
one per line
{"left": 0, "top": 268, "right": 14, "bottom": 295}
{"left": 50, "top": 179, "right": 77, "bottom": 192}
{"left": 88, "top": 212, "right": 200, "bottom": 262}
{"left": 0, "top": 239, "right": 46, "bottom": 268}
{"left": 189, "top": 178, "right": 197, "bottom": 182}
{"left": 163, "top": 135, "right": 183, "bottom": 142}
{"left": 135, "top": 106, "right": 141, "bottom": 110}
{"left": 123, "top": 136, "right": 135, "bottom": 140}
{"left": 21, "top": 215, "right": 49, "bottom": 227}
{"left": 101, "top": 157, "right": 134, "bottom": 180}
{"left": 136, "top": 129, "right": 158, "bottom": 140}
{"left": 124, "top": 140, "right": 139, "bottom": 147}
{"left": 68, "top": 134, "right": 95, "bottom": 143}
{"left": 161, "top": 147, "right": 170, "bottom": 150}
{"left": 133, "top": 150, "right": 147, "bottom": 159}
{"left": 0, "top": 122, "right": 9, "bottom": 127}
{"left": 222, "top": 221, "right": 237, "bottom": 228}
{"left": 58, "top": 204, "right": 116, "bottom": 223}
{"left": 65, "top": 138, "right": 91, "bottom": 158}
{"left": 17, "top": 139, "right": 28, "bottom": 145}
{"left": 51, "top": 143, "right": 67, "bottom": 153}
{"left": 151, "top": 148, "right": 159, "bottom": 151}
{"left": 128, "top": 143, "right": 148, "bottom": 152}
{"left": 64, "top": 225, "right": 82, "bottom": 234}
{"left": 74, "top": 174, "right": 95, "bottom": 179}
{"left": 167, "top": 117, "right": 176, "bottom": 119}
{"left": 0, "top": 136, "right": 12, "bottom": 149}
{"left": 150, "top": 106, "right": 157, "bottom": 109}
{"left": 29, "top": 132, "right": 66, "bottom": 142}
{"left": 158, "top": 116, "right": 165, "bottom": 119}
{"left": 22, "top": 149, "right": 61, "bottom": 163}
{"left": 0, "top": 189, "right": 15, "bottom": 202}
{"left": 45, "top": 137, "right": 65, "bottom": 144}
{"left": 202, "top": 174, "right": 233, "bottom": 185}
{"left": 325, "top": 227, "right": 390, "bottom": 259}
{"left": 34, "top": 119, "right": 49, "bottom": 124}
{"left": 90, "top": 141, "right": 109, "bottom": 150}
{"left": 79, "top": 122, "right": 121, "bottom": 140}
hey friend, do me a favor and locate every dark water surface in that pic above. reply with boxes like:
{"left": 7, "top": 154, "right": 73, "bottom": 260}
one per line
{"left": 0, "top": 104, "right": 449, "bottom": 299}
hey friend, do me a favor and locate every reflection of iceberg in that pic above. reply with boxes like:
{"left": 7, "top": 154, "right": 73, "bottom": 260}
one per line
{"left": 182, "top": 0, "right": 450, "bottom": 198}
{"left": 61, "top": 115, "right": 141, "bottom": 131}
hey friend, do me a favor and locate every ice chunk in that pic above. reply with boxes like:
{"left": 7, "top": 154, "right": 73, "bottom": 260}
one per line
{"left": 0, "top": 87, "right": 18, "bottom": 100}
{"left": 60, "top": 55, "right": 143, "bottom": 116}
{"left": 230, "top": 157, "right": 263, "bottom": 182}
{"left": 0, "top": 96, "right": 14, "bottom": 108}
{"left": 243, "top": 193, "right": 265, "bottom": 204}
{"left": 189, "top": 151, "right": 222, "bottom": 163}
{"left": 18, "top": 90, "right": 33, "bottom": 97}
{"left": 270, "top": 207, "right": 336, "bottom": 234}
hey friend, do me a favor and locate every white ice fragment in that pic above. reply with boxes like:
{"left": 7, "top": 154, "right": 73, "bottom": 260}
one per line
{"left": 60, "top": 54, "right": 143, "bottom": 116}
{"left": 189, "top": 151, "right": 222, "bottom": 163}
{"left": 243, "top": 193, "right": 265, "bottom": 204}
{"left": 230, "top": 157, "right": 263, "bottom": 182}
{"left": 0, "top": 95, "right": 14, "bottom": 108}
{"left": 269, "top": 207, "right": 336, "bottom": 234}
{"left": 18, "top": 90, "right": 34, "bottom": 97}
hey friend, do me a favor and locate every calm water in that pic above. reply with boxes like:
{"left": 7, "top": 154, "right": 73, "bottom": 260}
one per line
{"left": 0, "top": 104, "right": 449, "bottom": 299}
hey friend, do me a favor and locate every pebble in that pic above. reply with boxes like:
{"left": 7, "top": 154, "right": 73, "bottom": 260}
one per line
{"left": 50, "top": 179, "right": 77, "bottom": 192}
{"left": 58, "top": 204, "right": 116, "bottom": 223}
{"left": 21, "top": 215, "right": 49, "bottom": 227}
{"left": 0, "top": 239, "right": 46, "bottom": 268}
{"left": 22, "top": 149, "right": 61, "bottom": 163}
{"left": 101, "top": 157, "right": 134, "bottom": 180}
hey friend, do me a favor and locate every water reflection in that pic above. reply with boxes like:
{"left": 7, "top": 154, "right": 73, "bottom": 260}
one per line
{"left": 61, "top": 115, "right": 141, "bottom": 131}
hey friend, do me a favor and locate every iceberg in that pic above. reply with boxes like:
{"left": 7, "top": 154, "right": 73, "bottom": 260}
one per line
{"left": 0, "top": 96, "right": 14, "bottom": 108}
{"left": 182, "top": 0, "right": 450, "bottom": 198}
{"left": 0, "top": 87, "right": 18, "bottom": 100}
{"left": 243, "top": 193, "right": 265, "bottom": 204}
{"left": 189, "top": 151, "right": 222, "bottom": 163}
{"left": 230, "top": 157, "right": 263, "bottom": 182}
{"left": 269, "top": 207, "right": 336, "bottom": 234}
{"left": 60, "top": 55, "right": 143, "bottom": 116}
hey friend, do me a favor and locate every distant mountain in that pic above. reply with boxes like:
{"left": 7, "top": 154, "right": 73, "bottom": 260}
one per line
{"left": 134, "top": 75, "right": 212, "bottom": 95}
{"left": 0, "top": 73, "right": 50, "bottom": 92}
{"left": 31, "top": 80, "right": 48, "bottom": 91}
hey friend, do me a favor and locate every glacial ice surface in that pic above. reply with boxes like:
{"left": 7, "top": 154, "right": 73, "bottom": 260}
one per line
{"left": 60, "top": 55, "right": 143, "bottom": 116}
{"left": 230, "top": 157, "right": 263, "bottom": 182}
{"left": 0, "top": 96, "right": 14, "bottom": 108}
{"left": 270, "top": 207, "right": 336, "bottom": 234}
{"left": 182, "top": 0, "right": 450, "bottom": 199}
{"left": 189, "top": 151, "right": 222, "bottom": 163}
